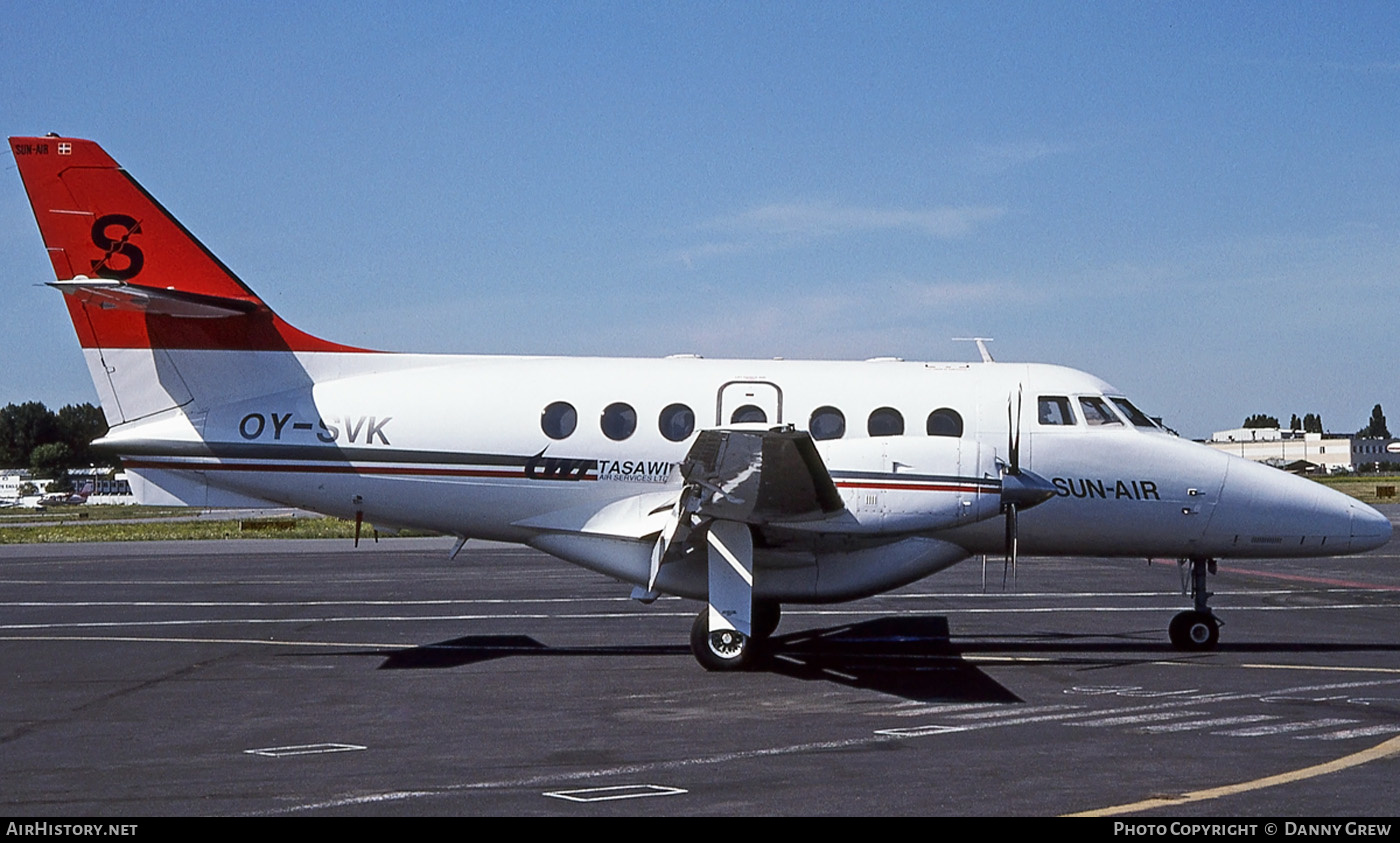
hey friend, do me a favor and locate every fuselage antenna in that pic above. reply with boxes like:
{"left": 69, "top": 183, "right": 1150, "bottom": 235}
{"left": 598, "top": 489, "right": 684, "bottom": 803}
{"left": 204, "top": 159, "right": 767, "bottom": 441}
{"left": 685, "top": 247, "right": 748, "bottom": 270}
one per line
{"left": 953, "top": 337, "right": 995, "bottom": 363}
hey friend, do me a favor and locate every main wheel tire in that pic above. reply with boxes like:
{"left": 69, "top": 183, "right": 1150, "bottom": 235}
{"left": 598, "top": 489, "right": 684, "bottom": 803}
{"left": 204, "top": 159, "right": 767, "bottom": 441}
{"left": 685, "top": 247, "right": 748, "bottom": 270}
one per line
{"left": 752, "top": 601, "right": 781, "bottom": 641}
{"left": 1168, "top": 610, "right": 1220, "bottom": 650}
{"left": 690, "top": 610, "right": 756, "bottom": 671}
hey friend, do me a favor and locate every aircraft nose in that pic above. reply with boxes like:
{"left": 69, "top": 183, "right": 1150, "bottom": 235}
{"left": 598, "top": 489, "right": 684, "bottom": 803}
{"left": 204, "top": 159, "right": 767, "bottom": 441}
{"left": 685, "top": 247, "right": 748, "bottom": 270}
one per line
{"left": 1350, "top": 501, "right": 1393, "bottom": 553}
{"left": 1205, "top": 457, "right": 1391, "bottom": 556}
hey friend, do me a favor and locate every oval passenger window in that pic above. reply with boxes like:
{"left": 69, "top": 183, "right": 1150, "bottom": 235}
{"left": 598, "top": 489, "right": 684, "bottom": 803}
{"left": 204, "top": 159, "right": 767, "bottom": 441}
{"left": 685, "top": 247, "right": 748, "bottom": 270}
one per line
{"left": 659, "top": 403, "right": 695, "bottom": 442}
{"left": 541, "top": 401, "right": 577, "bottom": 440}
{"left": 867, "top": 407, "right": 904, "bottom": 437}
{"left": 926, "top": 408, "right": 963, "bottom": 437}
{"left": 809, "top": 406, "right": 846, "bottom": 440}
{"left": 601, "top": 402, "right": 638, "bottom": 441}
{"left": 730, "top": 404, "right": 767, "bottom": 424}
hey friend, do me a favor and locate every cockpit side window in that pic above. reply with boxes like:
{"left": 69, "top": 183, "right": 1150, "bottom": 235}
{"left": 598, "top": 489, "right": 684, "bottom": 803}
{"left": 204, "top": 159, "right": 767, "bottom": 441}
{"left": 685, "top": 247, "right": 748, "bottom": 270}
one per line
{"left": 1079, "top": 396, "right": 1123, "bottom": 426}
{"left": 1038, "top": 396, "right": 1075, "bottom": 426}
{"left": 1109, "top": 397, "right": 1158, "bottom": 428}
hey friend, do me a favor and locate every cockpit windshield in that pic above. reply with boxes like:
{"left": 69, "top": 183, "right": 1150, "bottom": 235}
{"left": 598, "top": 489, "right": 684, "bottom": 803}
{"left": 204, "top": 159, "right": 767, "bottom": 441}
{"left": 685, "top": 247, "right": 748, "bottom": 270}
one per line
{"left": 1039, "top": 394, "right": 1162, "bottom": 431}
{"left": 1108, "top": 396, "right": 1158, "bottom": 428}
{"left": 1079, "top": 396, "right": 1123, "bottom": 426}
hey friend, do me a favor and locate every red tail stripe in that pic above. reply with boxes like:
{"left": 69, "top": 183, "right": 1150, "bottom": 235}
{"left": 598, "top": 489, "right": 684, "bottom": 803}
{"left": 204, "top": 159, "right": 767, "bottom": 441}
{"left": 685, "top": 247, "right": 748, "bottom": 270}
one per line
{"left": 11, "top": 136, "right": 375, "bottom": 353}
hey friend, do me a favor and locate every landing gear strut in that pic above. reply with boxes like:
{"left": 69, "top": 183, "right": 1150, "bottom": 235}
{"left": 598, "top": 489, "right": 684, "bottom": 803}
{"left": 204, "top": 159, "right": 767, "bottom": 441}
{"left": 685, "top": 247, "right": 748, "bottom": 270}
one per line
{"left": 1169, "top": 557, "right": 1220, "bottom": 650}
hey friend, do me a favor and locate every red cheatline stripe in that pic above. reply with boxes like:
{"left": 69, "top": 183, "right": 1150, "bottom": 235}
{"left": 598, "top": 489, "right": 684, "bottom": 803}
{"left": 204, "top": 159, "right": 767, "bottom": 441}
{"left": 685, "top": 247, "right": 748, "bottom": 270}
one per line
{"left": 1219, "top": 565, "right": 1400, "bottom": 592}
{"left": 834, "top": 481, "right": 990, "bottom": 494}
{"left": 121, "top": 460, "right": 597, "bottom": 481}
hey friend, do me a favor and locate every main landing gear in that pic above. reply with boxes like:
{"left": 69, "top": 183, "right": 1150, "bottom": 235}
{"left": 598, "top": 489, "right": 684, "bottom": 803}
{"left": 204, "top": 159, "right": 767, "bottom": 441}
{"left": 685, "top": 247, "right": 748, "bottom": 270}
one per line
{"left": 689, "top": 601, "right": 781, "bottom": 671}
{"left": 1169, "top": 557, "right": 1220, "bottom": 650}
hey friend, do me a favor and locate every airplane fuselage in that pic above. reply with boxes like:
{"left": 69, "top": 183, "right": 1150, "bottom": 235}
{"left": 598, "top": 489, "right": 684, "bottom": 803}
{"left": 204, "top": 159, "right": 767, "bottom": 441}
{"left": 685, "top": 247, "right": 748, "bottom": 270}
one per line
{"left": 95, "top": 351, "right": 1390, "bottom": 603}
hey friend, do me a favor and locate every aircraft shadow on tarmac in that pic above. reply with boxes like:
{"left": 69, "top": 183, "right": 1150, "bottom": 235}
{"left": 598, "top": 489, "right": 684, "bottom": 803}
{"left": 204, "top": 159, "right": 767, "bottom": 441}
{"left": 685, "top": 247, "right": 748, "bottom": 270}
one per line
{"left": 351, "top": 616, "right": 1400, "bottom": 703}
{"left": 363, "top": 616, "right": 1019, "bottom": 702}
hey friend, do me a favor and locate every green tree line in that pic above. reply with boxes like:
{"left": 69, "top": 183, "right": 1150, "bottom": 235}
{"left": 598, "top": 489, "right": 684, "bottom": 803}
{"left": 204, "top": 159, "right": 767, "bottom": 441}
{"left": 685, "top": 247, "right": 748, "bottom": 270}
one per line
{"left": 0, "top": 402, "right": 108, "bottom": 477}
{"left": 1246, "top": 405, "right": 1390, "bottom": 438}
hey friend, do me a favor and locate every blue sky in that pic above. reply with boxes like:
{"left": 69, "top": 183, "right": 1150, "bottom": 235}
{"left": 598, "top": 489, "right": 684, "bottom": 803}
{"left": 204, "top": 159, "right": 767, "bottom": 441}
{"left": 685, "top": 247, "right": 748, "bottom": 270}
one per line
{"left": 2, "top": 2, "right": 1396, "bottom": 439}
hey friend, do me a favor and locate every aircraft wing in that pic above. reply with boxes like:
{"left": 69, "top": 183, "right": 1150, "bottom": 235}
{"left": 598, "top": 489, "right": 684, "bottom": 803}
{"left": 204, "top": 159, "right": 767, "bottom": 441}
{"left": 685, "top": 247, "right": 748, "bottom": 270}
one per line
{"left": 680, "top": 427, "right": 845, "bottom": 525}
{"left": 515, "top": 427, "right": 846, "bottom": 539}
{"left": 646, "top": 427, "right": 848, "bottom": 643}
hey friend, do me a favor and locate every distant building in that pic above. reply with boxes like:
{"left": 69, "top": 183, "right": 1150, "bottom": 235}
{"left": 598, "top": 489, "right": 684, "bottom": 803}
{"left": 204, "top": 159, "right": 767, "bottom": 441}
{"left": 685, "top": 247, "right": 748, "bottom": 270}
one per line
{"left": 0, "top": 470, "right": 35, "bottom": 499}
{"left": 1351, "top": 439, "right": 1400, "bottom": 471}
{"left": 1206, "top": 428, "right": 1400, "bottom": 473}
{"left": 70, "top": 467, "right": 135, "bottom": 504}
{"left": 0, "top": 467, "right": 134, "bottom": 503}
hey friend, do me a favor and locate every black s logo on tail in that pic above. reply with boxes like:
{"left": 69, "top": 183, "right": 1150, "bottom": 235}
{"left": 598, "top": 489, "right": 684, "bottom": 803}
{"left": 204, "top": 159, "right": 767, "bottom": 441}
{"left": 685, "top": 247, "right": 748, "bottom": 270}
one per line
{"left": 90, "top": 214, "right": 144, "bottom": 280}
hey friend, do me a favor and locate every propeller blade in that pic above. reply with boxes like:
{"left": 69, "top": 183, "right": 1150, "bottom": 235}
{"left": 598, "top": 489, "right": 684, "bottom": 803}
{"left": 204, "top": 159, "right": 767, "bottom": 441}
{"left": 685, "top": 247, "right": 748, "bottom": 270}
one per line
{"left": 1003, "top": 501, "right": 1018, "bottom": 586}
{"left": 649, "top": 486, "right": 701, "bottom": 591}
{"left": 1000, "top": 385, "right": 1029, "bottom": 587}
{"left": 650, "top": 500, "right": 683, "bottom": 591}
{"left": 1007, "top": 386, "right": 1023, "bottom": 475}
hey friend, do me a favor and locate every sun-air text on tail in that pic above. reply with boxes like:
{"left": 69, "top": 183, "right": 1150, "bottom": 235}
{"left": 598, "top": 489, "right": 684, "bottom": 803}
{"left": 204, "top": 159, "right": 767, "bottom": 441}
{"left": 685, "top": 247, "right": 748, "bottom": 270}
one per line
{"left": 9, "top": 135, "right": 1392, "bottom": 669}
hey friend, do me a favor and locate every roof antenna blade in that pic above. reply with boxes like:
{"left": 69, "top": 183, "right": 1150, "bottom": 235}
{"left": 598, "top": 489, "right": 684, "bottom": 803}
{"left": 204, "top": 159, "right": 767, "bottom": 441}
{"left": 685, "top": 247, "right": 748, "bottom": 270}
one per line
{"left": 952, "top": 337, "right": 995, "bottom": 363}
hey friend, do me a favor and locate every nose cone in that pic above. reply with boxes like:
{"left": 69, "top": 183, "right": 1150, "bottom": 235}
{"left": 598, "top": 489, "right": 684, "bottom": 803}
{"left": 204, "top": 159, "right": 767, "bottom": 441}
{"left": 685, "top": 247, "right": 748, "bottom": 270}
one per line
{"left": 1350, "top": 500, "right": 1393, "bottom": 552}
{"left": 1205, "top": 457, "right": 1392, "bottom": 556}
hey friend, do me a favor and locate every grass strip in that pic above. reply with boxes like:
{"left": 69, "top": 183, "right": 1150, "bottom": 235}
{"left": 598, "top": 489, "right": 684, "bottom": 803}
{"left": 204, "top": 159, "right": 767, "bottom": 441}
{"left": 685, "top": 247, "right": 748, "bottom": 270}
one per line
{"left": 0, "top": 516, "right": 431, "bottom": 544}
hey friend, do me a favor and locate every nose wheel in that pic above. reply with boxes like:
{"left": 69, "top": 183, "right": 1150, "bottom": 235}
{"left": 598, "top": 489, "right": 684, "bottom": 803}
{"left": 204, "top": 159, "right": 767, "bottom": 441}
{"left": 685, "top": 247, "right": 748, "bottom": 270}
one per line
{"left": 1170, "top": 557, "right": 1221, "bottom": 651}
{"left": 1169, "top": 610, "right": 1220, "bottom": 649}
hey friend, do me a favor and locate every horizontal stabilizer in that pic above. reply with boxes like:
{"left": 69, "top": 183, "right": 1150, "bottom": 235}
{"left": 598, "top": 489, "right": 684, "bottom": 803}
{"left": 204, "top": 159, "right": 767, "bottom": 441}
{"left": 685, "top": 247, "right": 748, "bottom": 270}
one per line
{"left": 48, "top": 278, "right": 261, "bottom": 319}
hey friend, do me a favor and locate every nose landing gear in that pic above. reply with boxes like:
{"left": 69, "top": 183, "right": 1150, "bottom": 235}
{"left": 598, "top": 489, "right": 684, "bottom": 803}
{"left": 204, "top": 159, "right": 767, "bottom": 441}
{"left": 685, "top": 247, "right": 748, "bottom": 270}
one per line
{"left": 1170, "top": 557, "right": 1221, "bottom": 650}
{"left": 1169, "top": 609, "right": 1219, "bottom": 649}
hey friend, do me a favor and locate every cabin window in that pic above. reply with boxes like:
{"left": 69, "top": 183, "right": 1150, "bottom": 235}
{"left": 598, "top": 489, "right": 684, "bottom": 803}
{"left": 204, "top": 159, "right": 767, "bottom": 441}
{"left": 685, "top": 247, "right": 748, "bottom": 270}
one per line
{"left": 1038, "top": 396, "right": 1075, "bottom": 426}
{"left": 659, "top": 403, "right": 695, "bottom": 442}
{"left": 809, "top": 406, "right": 846, "bottom": 440}
{"left": 1079, "top": 396, "right": 1123, "bottom": 426}
{"left": 601, "top": 402, "right": 638, "bottom": 441}
{"left": 867, "top": 407, "right": 905, "bottom": 437}
{"left": 1109, "top": 397, "right": 1157, "bottom": 428}
{"left": 541, "top": 401, "right": 577, "bottom": 440}
{"left": 926, "top": 408, "right": 963, "bottom": 437}
{"left": 730, "top": 404, "right": 767, "bottom": 424}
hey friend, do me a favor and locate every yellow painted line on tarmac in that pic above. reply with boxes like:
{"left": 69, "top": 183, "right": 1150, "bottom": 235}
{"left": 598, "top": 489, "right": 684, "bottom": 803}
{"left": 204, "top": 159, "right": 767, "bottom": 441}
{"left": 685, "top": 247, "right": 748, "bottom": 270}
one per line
{"left": 1064, "top": 735, "right": 1400, "bottom": 817}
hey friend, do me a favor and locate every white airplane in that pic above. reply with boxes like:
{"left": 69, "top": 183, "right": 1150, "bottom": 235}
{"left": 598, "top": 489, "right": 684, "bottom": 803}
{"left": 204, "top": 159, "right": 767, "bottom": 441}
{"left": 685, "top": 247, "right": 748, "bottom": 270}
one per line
{"left": 10, "top": 135, "right": 1392, "bottom": 670}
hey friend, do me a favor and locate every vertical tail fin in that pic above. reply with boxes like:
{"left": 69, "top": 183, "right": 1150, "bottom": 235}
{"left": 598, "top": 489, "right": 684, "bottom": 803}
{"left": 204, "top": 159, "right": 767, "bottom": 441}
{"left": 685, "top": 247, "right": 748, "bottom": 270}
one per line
{"left": 11, "top": 136, "right": 263, "bottom": 303}
{"left": 10, "top": 135, "right": 369, "bottom": 423}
